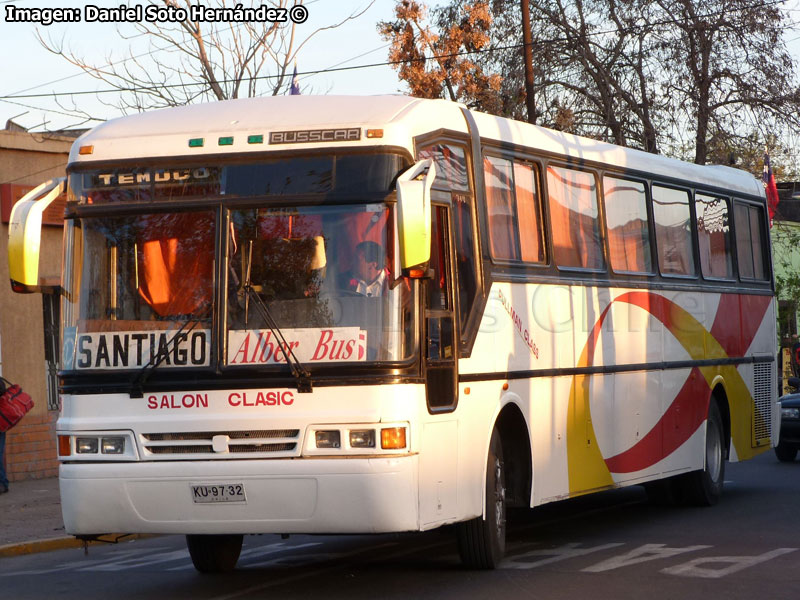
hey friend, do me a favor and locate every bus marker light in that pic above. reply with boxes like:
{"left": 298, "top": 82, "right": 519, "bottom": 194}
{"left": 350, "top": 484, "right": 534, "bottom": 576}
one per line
{"left": 188, "top": 138, "right": 204, "bottom": 148}
{"left": 464, "top": 387, "right": 470, "bottom": 395}
{"left": 78, "top": 145, "right": 94, "bottom": 155}
{"left": 101, "top": 437, "right": 125, "bottom": 454}
{"left": 381, "top": 427, "right": 406, "bottom": 450}
{"left": 247, "top": 134, "right": 264, "bottom": 144}
{"left": 315, "top": 430, "right": 341, "bottom": 449}
{"left": 349, "top": 429, "right": 375, "bottom": 448}
{"left": 407, "top": 268, "right": 425, "bottom": 279}
{"left": 502, "top": 383, "right": 509, "bottom": 391}
{"left": 76, "top": 437, "right": 99, "bottom": 454}
{"left": 58, "top": 435, "right": 71, "bottom": 457}
{"left": 366, "top": 129, "right": 384, "bottom": 138}
{"left": 218, "top": 136, "right": 234, "bottom": 146}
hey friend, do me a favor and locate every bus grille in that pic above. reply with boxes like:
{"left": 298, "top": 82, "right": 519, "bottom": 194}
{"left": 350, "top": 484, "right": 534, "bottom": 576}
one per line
{"left": 140, "top": 429, "right": 300, "bottom": 458}
{"left": 752, "top": 362, "right": 773, "bottom": 445}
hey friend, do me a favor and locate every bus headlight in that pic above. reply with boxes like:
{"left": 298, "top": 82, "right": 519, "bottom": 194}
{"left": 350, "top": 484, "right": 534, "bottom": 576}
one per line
{"left": 349, "top": 429, "right": 375, "bottom": 448}
{"left": 76, "top": 437, "right": 99, "bottom": 454}
{"left": 57, "top": 431, "right": 138, "bottom": 460}
{"left": 315, "top": 430, "right": 341, "bottom": 449}
{"left": 101, "top": 437, "right": 126, "bottom": 454}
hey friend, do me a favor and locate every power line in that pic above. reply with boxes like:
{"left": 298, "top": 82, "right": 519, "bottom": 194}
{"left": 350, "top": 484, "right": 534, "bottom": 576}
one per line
{"left": 6, "top": 0, "right": 326, "bottom": 98}
{"left": 1, "top": 0, "right": 793, "bottom": 102}
{"left": 0, "top": 97, "right": 105, "bottom": 122}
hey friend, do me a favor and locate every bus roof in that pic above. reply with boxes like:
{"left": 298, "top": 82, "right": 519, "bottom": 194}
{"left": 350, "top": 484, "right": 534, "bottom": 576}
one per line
{"left": 70, "top": 94, "right": 763, "bottom": 198}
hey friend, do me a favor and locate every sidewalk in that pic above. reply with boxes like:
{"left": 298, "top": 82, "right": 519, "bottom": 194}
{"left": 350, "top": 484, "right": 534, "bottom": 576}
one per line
{"left": 0, "top": 477, "right": 158, "bottom": 557}
{"left": 0, "top": 476, "right": 72, "bottom": 557}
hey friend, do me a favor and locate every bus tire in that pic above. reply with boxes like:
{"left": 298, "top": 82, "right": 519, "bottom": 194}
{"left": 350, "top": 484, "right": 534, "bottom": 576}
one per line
{"left": 678, "top": 401, "right": 725, "bottom": 506}
{"left": 775, "top": 442, "right": 798, "bottom": 462}
{"left": 457, "top": 427, "right": 506, "bottom": 569}
{"left": 186, "top": 534, "right": 243, "bottom": 573}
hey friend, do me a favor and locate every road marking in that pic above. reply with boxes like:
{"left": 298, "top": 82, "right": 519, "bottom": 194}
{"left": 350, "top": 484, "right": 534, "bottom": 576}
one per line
{"left": 583, "top": 544, "right": 711, "bottom": 572}
{"left": 501, "top": 543, "right": 624, "bottom": 569}
{"left": 661, "top": 548, "right": 798, "bottom": 579}
{"left": 78, "top": 549, "right": 189, "bottom": 571}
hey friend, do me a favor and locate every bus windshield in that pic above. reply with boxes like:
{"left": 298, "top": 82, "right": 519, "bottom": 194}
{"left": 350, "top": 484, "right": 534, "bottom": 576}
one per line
{"left": 225, "top": 203, "right": 414, "bottom": 366}
{"left": 60, "top": 203, "right": 415, "bottom": 372}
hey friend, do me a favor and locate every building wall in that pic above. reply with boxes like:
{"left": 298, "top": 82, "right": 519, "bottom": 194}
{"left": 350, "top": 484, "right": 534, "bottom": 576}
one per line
{"left": 0, "top": 129, "right": 73, "bottom": 481}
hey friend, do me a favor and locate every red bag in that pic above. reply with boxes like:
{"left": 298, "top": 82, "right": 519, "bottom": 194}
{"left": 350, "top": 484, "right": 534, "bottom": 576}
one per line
{"left": 0, "top": 377, "right": 34, "bottom": 432}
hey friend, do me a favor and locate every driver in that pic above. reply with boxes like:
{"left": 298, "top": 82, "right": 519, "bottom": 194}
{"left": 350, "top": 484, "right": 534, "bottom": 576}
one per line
{"left": 341, "top": 241, "right": 388, "bottom": 297}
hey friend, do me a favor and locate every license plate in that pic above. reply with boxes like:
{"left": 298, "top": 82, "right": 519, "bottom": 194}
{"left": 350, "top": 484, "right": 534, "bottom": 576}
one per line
{"left": 191, "top": 483, "right": 246, "bottom": 504}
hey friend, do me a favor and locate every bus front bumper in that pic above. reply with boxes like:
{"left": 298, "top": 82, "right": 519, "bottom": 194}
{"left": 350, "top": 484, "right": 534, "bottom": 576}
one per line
{"left": 59, "top": 455, "right": 419, "bottom": 536}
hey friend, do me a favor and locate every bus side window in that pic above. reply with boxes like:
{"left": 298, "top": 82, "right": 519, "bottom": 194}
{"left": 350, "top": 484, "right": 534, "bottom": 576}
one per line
{"left": 418, "top": 142, "right": 478, "bottom": 340}
{"left": 734, "top": 201, "right": 768, "bottom": 281}
{"left": 652, "top": 185, "right": 696, "bottom": 276}
{"left": 546, "top": 165, "right": 604, "bottom": 270}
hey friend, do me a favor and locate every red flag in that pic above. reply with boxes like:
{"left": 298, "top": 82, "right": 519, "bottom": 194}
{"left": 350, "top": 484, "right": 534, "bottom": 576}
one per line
{"left": 763, "top": 150, "right": 780, "bottom": 226}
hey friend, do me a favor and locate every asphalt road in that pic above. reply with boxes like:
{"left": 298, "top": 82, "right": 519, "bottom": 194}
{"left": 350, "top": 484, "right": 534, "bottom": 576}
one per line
{"left": 1, "top": 450, "right": 799, "bottom": 600}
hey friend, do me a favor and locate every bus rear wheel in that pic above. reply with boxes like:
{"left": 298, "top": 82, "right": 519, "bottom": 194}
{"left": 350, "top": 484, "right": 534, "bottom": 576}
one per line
{"left": 677, "top": 401, "right": 725, "bottom": 506}
{"left": 186, "top": 534, "right": 243, "bottom": 573}
{"left": 457, "top": 428, "right": 506, "bottom": 569}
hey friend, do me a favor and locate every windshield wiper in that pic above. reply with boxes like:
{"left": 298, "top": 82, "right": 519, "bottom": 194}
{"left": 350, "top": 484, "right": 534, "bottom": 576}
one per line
{"left": 243, "top": 240, "right": 313, "bottom": 393}
{"left": 129, "top": 310, "right": 208, "bottom": 398}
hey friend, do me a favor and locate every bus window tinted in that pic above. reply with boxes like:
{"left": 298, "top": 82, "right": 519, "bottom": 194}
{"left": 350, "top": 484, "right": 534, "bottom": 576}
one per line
{"left": 603, "top": 176, "right": 652, "bottom": 273}
{"left": 483, "top": 157, "right": 545, "bottom": 264}
{"left": 696, "top": 194, "right": 733, "bottom": 279}
{"left": 418, "top": 144, "right": 470, "bottom": 192}
{"left": 514, "top": 162, "right": 544, "bottom": 263}
{"left": 653, "top": 185, "right": 695, "bottom": 276}
{"left": 484, "top": 156, "right": 516, "bottom": 260}
{"left": 547, "top": 166, "right": 603, "bottom": 270}
{"left": 734, "top": 202, "right": 767, "bottom": 280}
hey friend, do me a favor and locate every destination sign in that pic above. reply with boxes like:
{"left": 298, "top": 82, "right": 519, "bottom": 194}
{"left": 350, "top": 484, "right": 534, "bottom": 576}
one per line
{"left": 87, "top": 167, "right": 217, "bottom": 188}
{"left": 63, "top": 329, "right": 212, "bottom": 370}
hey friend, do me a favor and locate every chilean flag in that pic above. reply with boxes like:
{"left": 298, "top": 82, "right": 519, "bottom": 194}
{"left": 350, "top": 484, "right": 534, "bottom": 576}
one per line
{"left": 290, "top": 63, "right": 301, "bottom": 95}
{"left": 763, "top": 149, "right": 780, "bottom": 226}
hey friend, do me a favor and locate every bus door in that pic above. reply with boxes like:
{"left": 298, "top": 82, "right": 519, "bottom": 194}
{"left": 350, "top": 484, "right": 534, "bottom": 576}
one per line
{"left": 425, "top": 205, "right": 458, "bottom": 411}
{"left": 419, "top": 204, "right": 459, "bottom": 527}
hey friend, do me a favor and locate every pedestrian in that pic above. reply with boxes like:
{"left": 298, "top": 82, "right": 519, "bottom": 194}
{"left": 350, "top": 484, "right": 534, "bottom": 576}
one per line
{"left": 0, "top": 429, "right": 8, "bottom": 493}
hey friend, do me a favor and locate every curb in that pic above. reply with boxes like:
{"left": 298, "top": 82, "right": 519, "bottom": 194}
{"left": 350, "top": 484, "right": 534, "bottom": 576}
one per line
{"left": 0, "top": 534, "right": 159, "bottom": 558}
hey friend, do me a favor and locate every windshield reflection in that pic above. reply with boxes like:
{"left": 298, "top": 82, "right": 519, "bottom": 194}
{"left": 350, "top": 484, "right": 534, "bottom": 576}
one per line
{"left": 226, "top": 204, "right": 414, "bottom": 365}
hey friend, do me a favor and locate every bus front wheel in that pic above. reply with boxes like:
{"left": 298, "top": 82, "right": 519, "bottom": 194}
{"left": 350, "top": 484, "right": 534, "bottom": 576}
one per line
{"left": 186, "top": 534, "right": 243, "bottom": 573}
{"left": 457, "top": 428, "right": 506, "bottom": 569}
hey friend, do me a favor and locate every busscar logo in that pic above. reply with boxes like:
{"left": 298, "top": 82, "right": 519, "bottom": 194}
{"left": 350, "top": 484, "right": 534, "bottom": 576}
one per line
{"left": 269, "top": 128, "right": 361, "bottom": 145}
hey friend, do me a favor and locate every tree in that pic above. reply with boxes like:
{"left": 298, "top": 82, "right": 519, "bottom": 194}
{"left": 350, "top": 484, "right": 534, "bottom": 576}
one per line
{"left": 39, "top": 0, "right": 372, "bottom": 112}
{"left": 378, "top": 0, "right": 502, "bottom": 113}
{"left": 381, "top": 0, "right": 800, "bottom": 164}
{"left": 656, "top": 0, "right": 800, "bottom": 164}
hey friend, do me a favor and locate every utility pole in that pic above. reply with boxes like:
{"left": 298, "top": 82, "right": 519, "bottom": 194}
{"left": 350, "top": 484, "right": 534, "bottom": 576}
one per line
{"left": 521, "top": 0, "right": 537, "bottom": 124}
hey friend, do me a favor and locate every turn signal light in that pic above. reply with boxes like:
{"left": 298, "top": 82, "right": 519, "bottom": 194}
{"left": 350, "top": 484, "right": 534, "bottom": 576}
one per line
{"left": 58, "top": 435, "right": 71, "bottom": 457}
{"left": 381, "top": 427, "right": 406, "bottom": 450}
{"left": 78, "top": 145, "right": 94, "bottom": 155}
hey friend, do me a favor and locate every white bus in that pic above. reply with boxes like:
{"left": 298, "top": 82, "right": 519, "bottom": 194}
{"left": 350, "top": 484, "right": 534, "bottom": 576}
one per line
{"left": 8, "top": 95, "right": 777, "bottom": 571}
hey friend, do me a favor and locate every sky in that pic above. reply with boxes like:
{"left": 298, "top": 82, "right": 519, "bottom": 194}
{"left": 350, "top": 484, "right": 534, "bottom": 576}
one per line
{"left": 0, "top": 0, "right": 799, "bottom": 136}
{"left": 0, "top": 0, "right": 423, "bottom": 131}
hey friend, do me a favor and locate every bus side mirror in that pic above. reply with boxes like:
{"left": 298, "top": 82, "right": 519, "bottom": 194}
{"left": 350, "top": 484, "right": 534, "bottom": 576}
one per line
{"left": 8, "top": 178, "right": 66, "bottom": 293}
{"left": 396, "top": 159, "right": 436, "bottom": 271}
